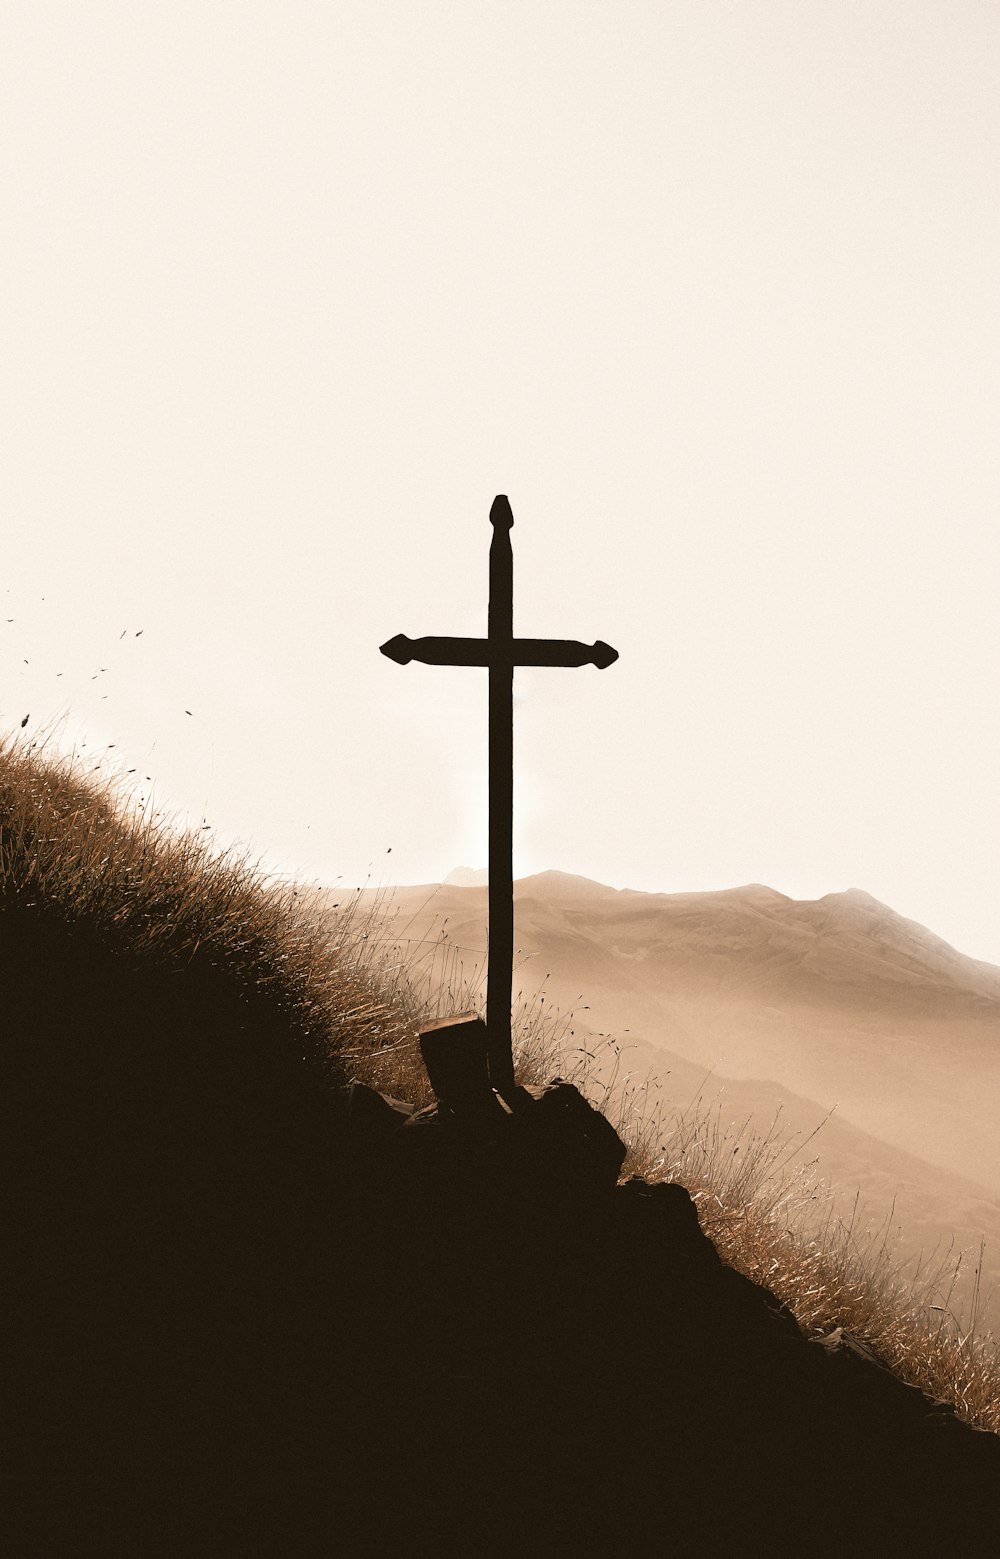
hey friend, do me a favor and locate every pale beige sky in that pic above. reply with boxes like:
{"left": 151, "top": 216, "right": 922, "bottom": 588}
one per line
{"left": 2, "top": 2, "right": 998, "bottom": 961}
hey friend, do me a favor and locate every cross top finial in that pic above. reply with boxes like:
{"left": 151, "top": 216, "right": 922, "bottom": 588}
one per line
{"left": 489, "top": 494, "right": 513, "bottom": 530}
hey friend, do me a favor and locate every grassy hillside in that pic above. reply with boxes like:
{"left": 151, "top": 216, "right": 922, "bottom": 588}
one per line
{"left": 4, "top": 737, "right": 998, "bottom": 1553}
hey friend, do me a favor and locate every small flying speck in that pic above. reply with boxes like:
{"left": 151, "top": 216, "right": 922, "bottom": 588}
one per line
{"left": 119, "top": 630, "right": 126, "bottom": 639}
{"left": 185, "top": 709, "right": 192, "bottom": 716}
{"left": 20, "top": 714, "right": 29, "bottom": 728}
{"left": 136, "top": 630, "right": 143, "bottom": 637}
{"left": 23, "top": 659, "right": 28, "bottom": 664}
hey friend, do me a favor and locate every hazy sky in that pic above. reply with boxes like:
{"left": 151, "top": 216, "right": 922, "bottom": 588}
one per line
{"left": 3, "top": 3, "right": 998, "bottom": 961}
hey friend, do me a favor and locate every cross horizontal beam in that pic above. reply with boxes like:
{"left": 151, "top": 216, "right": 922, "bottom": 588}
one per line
{"left": 380, "top": 633, "right": 619, "bottom": 670}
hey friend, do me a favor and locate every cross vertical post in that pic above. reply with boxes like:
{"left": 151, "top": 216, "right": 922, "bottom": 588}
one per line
{"left": 486, "top": 496, "right": 516, "bottom": 1099}
{"left": 380, "top": 495, "right": 618, "bottom": 1107}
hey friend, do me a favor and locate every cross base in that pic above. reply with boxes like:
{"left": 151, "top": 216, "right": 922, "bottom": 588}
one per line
{"left": 419, "top": 1012, "right": 522, "bottom": 1116}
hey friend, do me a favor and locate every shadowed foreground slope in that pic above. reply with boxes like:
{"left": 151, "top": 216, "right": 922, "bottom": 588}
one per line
{"left": 4, "top": 748, "right": 997, "bottom": 1555}
{"left": 8, "top": 981, "right": 999, "bottom": 1554}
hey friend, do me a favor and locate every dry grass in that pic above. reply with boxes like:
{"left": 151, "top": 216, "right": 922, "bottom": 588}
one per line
{"left": 579, "top": 1054, "right": 1000, "bottom": 1434}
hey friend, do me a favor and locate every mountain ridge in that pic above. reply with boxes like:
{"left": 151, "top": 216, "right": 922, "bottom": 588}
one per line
{"left": 431, "top": 868, "right": 1000, "bottom": 996}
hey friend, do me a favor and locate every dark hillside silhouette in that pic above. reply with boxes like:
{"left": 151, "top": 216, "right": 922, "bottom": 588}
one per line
{"left": 3, "top": 745, "right": 998, "bottom": 1555}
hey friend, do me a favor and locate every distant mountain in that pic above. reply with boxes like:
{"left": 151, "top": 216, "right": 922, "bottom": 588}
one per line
{"left": 443, "top": 865, "right": 488, "bottom": 887}
{"left": 511, "top": 872, "right": 1000, "bottom": 1009}
{"left": 336, "top": 869, "right": 1000, "bottom": 1173}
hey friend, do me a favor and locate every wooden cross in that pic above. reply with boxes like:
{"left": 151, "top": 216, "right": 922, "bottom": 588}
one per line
{"left": 380, "top": 494, "right": 618, "bottom": 1104}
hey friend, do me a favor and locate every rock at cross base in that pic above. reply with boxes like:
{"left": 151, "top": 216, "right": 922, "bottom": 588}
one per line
{"left": 503, "top": 1078, "right": 626, "bottom": 1196}
{"left": 350, "top": 1067, "right": 626, "bottom": 1210}
{"left": 412, "top": 1014, "right": 626, "bottom": 1196}
{"left": 347, "top": 1081, "right": 416, "bottom": 1137}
